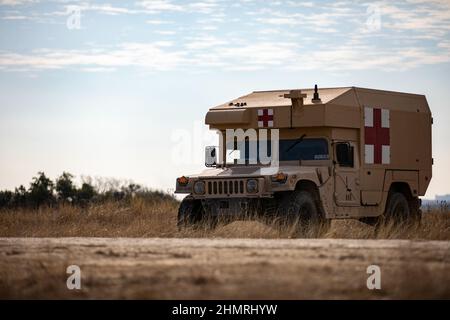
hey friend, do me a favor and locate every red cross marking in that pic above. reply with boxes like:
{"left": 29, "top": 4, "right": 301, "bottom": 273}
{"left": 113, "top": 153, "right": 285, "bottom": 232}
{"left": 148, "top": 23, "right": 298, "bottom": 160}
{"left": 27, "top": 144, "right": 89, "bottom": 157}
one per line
{"left": 365, "top": 108, "right": 390, "bottom": 164}
{"left": 258, "top": 109, "right": 273, "bottom": 127}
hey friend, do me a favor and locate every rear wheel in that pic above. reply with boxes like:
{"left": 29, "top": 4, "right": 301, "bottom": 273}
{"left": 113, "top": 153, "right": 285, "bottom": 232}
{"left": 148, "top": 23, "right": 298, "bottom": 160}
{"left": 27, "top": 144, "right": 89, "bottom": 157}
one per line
{"left": 276, "top": 190, "right": 329, "bottom": 237}
{"left": 408, "top": 196, "right": 422, "bottom": 224}
{"left": 381, "top": 192, "right": 421, "bottom": 226}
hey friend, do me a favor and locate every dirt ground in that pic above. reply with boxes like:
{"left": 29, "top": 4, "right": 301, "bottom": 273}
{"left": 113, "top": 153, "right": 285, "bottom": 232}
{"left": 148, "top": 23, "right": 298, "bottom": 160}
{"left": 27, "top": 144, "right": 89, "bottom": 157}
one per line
{"left": 0, "top": 236, "right": 448, "bottom": 299}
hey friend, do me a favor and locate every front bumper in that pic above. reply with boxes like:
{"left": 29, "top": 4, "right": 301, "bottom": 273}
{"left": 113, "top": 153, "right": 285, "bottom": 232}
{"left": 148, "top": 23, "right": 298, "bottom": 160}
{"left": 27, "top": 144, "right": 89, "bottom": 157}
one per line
{"left": 202, "top": 197, "right": 261, "bottom": 217}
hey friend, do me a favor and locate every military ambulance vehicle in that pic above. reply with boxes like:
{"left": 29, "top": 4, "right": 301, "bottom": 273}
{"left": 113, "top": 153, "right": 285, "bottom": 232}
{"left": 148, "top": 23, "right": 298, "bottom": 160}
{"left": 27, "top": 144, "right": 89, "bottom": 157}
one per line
{"left": 175, "top": 86, "right": 432, "bottom": 232}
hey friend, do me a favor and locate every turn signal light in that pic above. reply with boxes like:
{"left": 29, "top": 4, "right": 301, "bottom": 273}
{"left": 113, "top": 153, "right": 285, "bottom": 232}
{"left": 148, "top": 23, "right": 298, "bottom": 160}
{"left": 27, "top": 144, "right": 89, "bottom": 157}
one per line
{"left": 177, "top": 176, "right": 189, "bottom": 186}
{"left": 272, "top": 172, "right": 288, "bottom": 183}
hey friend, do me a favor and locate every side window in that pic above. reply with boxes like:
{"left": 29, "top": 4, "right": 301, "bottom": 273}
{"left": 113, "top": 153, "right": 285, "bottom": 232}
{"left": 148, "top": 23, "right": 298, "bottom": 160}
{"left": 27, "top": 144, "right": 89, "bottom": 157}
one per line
{"left": 336, "top": 142, "right": 354, "bottom": 167}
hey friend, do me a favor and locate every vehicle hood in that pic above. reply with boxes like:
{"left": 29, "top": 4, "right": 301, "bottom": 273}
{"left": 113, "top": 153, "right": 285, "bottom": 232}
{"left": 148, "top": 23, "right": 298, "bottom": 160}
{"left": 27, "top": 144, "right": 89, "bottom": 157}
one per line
{"left": 189, "top": 165, "right": 319, "bottom": 179}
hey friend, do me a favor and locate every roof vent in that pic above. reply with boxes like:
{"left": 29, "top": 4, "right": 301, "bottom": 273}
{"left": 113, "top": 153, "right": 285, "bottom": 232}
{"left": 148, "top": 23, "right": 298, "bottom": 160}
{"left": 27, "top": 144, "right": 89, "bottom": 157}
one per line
{"left": 312, "top": 84, "right": 321, "bottom": 103}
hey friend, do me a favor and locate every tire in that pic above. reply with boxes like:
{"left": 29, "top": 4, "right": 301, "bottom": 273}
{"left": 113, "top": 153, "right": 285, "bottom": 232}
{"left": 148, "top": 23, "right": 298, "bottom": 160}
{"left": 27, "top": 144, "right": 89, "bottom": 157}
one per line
{"left": 177, "top": 197, "right": 207, "bottom": 230}
{"left": 382, "top": 192, "right": 412, "bottom": 226}
{"left": 261, "top": 197, "right": 278, "bottom": 221}
{"left": 276, "top": 190, "right": 329, "bottom": 237}
{"left": 408, "top": 196, "right": 422, "bottom": 224}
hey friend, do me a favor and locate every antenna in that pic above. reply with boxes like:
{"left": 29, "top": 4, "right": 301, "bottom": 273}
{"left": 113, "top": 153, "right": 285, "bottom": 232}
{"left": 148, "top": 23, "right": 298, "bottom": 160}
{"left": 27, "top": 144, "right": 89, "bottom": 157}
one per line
{"left": 312, "top": 84, "right": 321, "bottom": 103}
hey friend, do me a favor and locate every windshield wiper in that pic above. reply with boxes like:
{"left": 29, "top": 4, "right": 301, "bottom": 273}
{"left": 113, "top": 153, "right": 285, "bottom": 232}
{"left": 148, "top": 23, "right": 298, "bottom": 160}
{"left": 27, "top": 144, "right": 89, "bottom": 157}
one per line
{"left": 286, "top": 134, "right": 306, "bottom": 152}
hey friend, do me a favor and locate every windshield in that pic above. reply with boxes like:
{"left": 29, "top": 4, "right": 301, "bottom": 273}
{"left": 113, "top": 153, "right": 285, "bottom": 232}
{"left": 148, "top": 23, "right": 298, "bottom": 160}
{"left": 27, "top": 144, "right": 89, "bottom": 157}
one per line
{"left": 226, "top": 138, "right": 329, "bottom": 164}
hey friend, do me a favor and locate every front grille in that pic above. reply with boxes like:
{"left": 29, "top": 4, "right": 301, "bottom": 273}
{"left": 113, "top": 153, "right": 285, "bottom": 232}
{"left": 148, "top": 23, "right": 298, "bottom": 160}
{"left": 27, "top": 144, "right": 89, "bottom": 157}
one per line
{"left": 207, "top": 179, "right": 246, "bottom": 195}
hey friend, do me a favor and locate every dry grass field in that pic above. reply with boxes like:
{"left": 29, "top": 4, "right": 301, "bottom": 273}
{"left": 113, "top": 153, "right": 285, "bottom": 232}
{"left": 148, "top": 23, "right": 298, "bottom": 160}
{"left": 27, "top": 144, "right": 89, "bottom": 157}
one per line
{"left": 0, "top": 197, "right": 448, "bottom": 240}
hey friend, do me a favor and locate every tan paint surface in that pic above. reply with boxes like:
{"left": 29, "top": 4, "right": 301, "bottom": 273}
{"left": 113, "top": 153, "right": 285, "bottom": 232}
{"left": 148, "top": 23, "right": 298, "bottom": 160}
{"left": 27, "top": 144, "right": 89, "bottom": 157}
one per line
{"left": 179, "top": 86, "right": 432, "bottom": 219}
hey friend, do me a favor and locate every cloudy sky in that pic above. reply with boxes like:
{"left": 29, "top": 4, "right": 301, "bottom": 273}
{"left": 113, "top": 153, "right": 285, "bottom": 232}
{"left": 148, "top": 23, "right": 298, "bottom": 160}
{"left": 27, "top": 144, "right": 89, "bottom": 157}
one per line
{"left": 0, "top": 0, "right": 449, "bottom": 198}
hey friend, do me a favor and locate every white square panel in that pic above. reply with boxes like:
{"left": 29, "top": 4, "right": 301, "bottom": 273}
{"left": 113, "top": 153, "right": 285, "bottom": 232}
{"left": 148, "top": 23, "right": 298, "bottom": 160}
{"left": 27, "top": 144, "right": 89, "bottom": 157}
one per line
{"left": 365, "top": 144, "right": 374, "bottom": 164}
{"left": 382, "top": 145, "right": 390, "bottom": 164}
{"left": 364, "top": 107, "right": 373, "bottom": 127}
{"left": 381, "top": 109, "right": 390, "bottom": 128}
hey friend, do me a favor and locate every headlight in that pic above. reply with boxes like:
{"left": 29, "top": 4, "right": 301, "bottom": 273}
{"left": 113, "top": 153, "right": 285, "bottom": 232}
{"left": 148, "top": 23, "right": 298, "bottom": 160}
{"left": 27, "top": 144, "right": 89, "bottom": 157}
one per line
{"left": 193, "top": 181, "right": 205, "bottom": 195}
{"left": 246, "top": 179, "right": 258, "bottom": 193}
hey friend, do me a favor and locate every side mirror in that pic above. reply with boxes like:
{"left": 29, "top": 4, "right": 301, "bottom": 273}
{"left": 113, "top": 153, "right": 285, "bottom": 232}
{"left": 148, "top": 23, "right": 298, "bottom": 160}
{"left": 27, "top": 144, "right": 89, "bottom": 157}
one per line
{"left": 336, "top": 142, "right": 354, "bottom": 167}
{"left": 205, "top": 146, "right": 218, "bottom": 167}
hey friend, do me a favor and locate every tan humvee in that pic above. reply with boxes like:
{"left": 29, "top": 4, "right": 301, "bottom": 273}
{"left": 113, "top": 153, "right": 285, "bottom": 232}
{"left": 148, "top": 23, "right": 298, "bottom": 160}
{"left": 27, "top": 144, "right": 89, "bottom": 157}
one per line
{"left": 175, "top": 86, "right": 432, "bottom": 231}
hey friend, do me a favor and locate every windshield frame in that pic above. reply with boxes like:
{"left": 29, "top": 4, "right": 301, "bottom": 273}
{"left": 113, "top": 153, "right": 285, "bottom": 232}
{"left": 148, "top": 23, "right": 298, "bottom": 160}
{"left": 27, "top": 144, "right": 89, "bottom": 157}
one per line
{"left": 225, "top": 136, "right": 331, "bottom": 166}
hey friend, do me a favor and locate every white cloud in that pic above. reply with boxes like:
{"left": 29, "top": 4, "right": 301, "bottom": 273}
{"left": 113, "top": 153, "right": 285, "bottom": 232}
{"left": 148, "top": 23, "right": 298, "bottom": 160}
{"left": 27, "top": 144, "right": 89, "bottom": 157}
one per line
{"left": 373, "top": 1, "right": 450, "bottom": 38}
{"left": 188, "top": 1, "right": 219, "bottom": 14}
{"left": 259, "top": 7, "right": 351, "bottom": 24}
{"left": 138, "top": 0, "right": 222, "bottom": 14}
{"left": 137, "top": 0, "right": 183, "bottom": 13}
{"left": 0, "top": 0, "right": 449, "bottom": 73}
{"left": 2, "top": 14, "right": 29, "bottom": 19}
{"left": 287, "top": 44, "right": 450, "bottom": 71}
{"left": 213, "top": 42, "right": 300, "bottom": 67}
{"left": 286, "top": 1, "right": 314, "bottom": 8}
{"left": 258, "top": 28, "right": 280, "bottom": 35}
{"left": 438, "top": 40, "right": 450, "bottom": 50}
{"left": 185, "top": 36, "right": 228, "bottom": 50}
{"left": 146, "top": 19, "right": 172, "bottom": 25}
{"left": 54, "top": 3, "right": 137, "bottom": 16}
{"left": 0, "top": 42, "right": 186, "bottom": 71}
{"left": 1, "top": 36, "right": 449, "bottom": 73}
{"left": 0, "top": 0, "right": 37, "bottom": 5}
{"left": 88, "top": 4, "right": 136, "bottom": 15}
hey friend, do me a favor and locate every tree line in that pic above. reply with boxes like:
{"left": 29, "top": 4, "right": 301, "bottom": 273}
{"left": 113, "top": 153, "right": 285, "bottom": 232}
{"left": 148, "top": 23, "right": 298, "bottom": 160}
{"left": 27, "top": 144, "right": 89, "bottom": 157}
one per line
{"left": 0, "top": 172, "right": 174, "bottom": 209}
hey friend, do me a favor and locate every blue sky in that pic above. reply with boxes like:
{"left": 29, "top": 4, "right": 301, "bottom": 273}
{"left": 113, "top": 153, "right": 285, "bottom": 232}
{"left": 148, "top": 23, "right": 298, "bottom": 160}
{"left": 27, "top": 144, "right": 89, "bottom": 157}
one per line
{"left": 0, "top": 0, "right": 449, "bottom": 198}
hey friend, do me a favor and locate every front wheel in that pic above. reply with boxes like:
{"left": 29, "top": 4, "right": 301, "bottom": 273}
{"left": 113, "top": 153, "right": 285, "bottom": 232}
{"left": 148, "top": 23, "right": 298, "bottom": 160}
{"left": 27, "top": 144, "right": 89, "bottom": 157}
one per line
{"left": 276, "top": 190, "right": 330, "bottom": 237}
{"left": 177, "top": 197, "right": 203, "bottom": 229}
{"left": 177, "top": 197, "right": 216, "bottom": 230}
